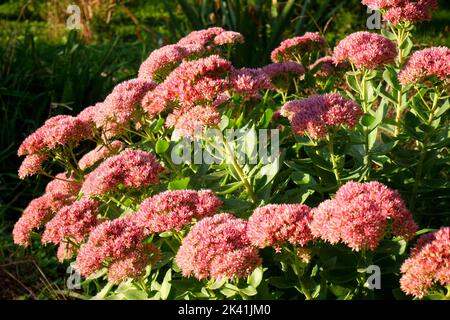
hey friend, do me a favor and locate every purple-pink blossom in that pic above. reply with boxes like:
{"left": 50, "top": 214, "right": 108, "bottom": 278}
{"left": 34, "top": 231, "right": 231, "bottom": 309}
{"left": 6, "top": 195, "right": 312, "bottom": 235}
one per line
{"left": 271, "top": 32, "right": 325, "bottom": 63}
{"left": 280, "top": 93, "right": 363, "bottom": 140}
{"left": 332, "top": 32, "right": 397, "bottom": 69}
{"left": 247, "top": 204, "right": 315, "bottom": 249}
{"left": 78, "top": 140, "right": 125, "bottom": 171}
{"left": 310, "top": 181, "right": 418, "bottom": 251}
{"left": 134, "top": 189, "right": 222, "bottom": 234}
{"left": 175, "top": 213, "right": 262, "bottom": 280}
{"left": 398, "top": 47, "right": 450, "bottom": 85}
{"left": 400, "top": 227, "right": 450, "bottom": 298}
{"left": 80, "top": 149, "right": 164, "bottom": 196}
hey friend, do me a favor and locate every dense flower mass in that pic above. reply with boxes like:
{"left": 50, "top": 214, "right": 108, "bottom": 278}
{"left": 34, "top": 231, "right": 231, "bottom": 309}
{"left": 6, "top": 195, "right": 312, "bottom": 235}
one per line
{"left": 134, "top": 189, "right": 222, "bottom": 234}
{"left": 332, "top": 32, "right": 397, "bottom": 69}
{"left": 80, "top": 149, "right": 164, "bottom": 196}
{"left": 362, "top": 0, "right": 438, "bottom": 25}
{"left": 271, "top": 32, "right": 325, "bottom": 62}
{"left": 78, "top": 140, "right": 125, "bottom": 171}
{"left": 398, "top": 47, "right": 450, "bottom": 85}
{"left": 229, "top": 67, "right": 274, "bottom": 99}
{"left": 92, "top": 79, "right": 156, "bottom": 137}
{"left": 75, "top": 216, "right": 152, "bottom": 282}
{"left": 45, "top": 172, "right": 81, "bottom": 196}
{"left": 42, "top": 198, "right": 100, "bottom": 246}
{"left": 138, "top": 44, "right": 204, "bottom": 82}
{"left": 177, "top": 27, "right": 226, "bottom": 47}
{"left": 176, "top": 213, "right": 261, "bottom": 280}
{"left": 18, "top": 154, "right": 48, "bottom": 179}
{"left": 309, "top": 56, "right": 350, "bottom": 78}
{"left": 310, "top": 181, "right": 418, "bottom": 251}
{"left": 142, "top": 55, "right": 232, "bottom": 116}
{"left": 13, "top": 192, "right": 75, "bottom": 246}
{"left": 18, "top": 115, "right": 92, "bottom": 157}
{"left": 400, "top": 227, "right": 450, "bottom": 298}
{"left": 280, "top": 93, "right": 363, "bottom": 139}
{"left": 247, "top": 204, "right": 315, "bottom": 249}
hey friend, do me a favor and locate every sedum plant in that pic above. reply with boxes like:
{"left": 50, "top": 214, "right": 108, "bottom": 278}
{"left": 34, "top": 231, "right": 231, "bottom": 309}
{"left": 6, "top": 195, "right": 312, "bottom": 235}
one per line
{"left": 13, "top": 0, "right": 449, "bottom": 300}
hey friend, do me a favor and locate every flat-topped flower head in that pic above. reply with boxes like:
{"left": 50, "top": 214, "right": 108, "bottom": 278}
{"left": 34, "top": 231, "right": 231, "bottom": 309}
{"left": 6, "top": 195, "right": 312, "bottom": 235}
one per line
{"left": 93, "top": 79, "right": 156, "bottom": 137}
{"left": 213, "top": 31, "right": 245, "bottom": 46}
{"left": 18, "top": 115, "right": 92, "bottom": 156}
{"left": 138, "top": 44, "right": 204, "bottom": 82}
{"left": 271, "top": 32, "right": 325, "bottom": 63}
{"left": 42, "top": 198, "right": 100, "bottom": 245}
{"left": 45, "top": 172, "right": 81, "bottom": 196}
{"left": 400, "top": 227, "right": 450, "bottom": 298}
{"left": 134, "top": 189, "right": 222, "bottom": 234}
{"left": 80, "top": 149, "right": 164, "bottom": 197}
{"left": 177, "top": 27, "right": 226, "bottom": 47}
{"left": 310, "top": 181, "right": 417, "bottom": 251}
{"left": 78, "top": 140, "right": 125, "bottom": 171}
{"left": 142, "top": 55, "right": 232, "bottom": 116}
{"left": 262, "top": 61, "right": 304, "bottom": 91}
{"left": 309, "top": 56, "right": 350, "bottom": 78}
{"left": 18, "top": 154, "right": 48, "bottom": 179}
{"left": 398, "top": 47, "right": 450, "bottom": 86}
{"left": 332, "top": 32, "right": 397, "bottom": 69}
{"left": 247, "top": 204, "right": 315, "bottom": 249}
{"left": 107, "top": 244, "right": 160, "bottom": 284}
{"left": 13, "top": 192, "right": 75, "bottom": 246}
{"left": 362, "top": 0, "right": 438, "bottom": 25}
{"left": 176, "top": 213, "right": 261, "bottom": 280}
{"left": 75, "top": 216, "right": 145, "bottom": 277}
{"left": 230, "top": 67, "right": 274, "bottom": 100}
{"left": 280, "top": 93, "right": 363, "bottom": 140}
{"left": 166, "top": 105, "right": 221, "bottom": 139}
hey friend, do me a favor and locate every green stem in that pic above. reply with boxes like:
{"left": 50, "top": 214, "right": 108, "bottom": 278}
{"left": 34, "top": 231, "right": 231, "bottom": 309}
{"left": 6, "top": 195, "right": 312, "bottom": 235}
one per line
{"left": 327, "top": 132, "right": 341, "bottom": 186}
{"left": 216, "top": 127, "right": 257, "bottom": 203}
{"left": 360, "top": 72, "right": 370, "bottom": 181}
{"left": 410, "top": 91, "right": 439, "bottom": 211}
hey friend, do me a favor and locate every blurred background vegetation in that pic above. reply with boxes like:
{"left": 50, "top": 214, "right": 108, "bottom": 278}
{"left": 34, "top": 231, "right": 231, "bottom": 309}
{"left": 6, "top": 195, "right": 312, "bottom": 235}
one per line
{"left": 0, "top": 0, "right": 449, "bottom": 299}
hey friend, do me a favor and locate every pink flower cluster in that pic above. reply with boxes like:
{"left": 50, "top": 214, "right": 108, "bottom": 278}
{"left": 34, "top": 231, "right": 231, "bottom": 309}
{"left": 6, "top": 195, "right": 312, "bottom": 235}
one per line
{"left": 280, "top": 93, "right": 363, "bottom": 139}
{"left": 17, "top": 115, "right": 93, "bottom": 178}
{"left": 76, "top": 216, "right": 159, "bottom": 283}
{"left": 88, "top": 79, "right": 156, "bottom": 138}
{"left": 176, "top": 213, "right": 261, "bottom": 280}
{"left": 309, "top": 56, "right": 350, "bottom": 78}
{"left": 271, "top": 32, "right": 325, "bottom": 63}
{"left": 42, "top": 199, "right": 100, "bottom": 246}
{"left": 400, "top": 227, "right": 450, "bottom": 298}
{"left": 13, "top": 173, "right": 81, "bottom": 246}
{"left": 13, "top": 192, "right": 75, "bottom": 246}
{"left": 78, "top": 140, "right": 125, "bottom": 171}
{"left": 362, "top": 0, "right": 438, "bottom": 25}
{"left": 310, "top": 181, "right": 418, "bottom": 251}
{"left": 138, "top": 44, "right": 205, "bottom": 82}
{"left": 229, "top": 67, "right": 274, "bottom": 100}
{"left": 80, "top": 149, "right": 164, "bottom": 197}
{"left": 398, "top": 47, "right": 450, "bottom": 86}
{"left": 177, "top": 27, "right": 226, "bottom": 47}
{"left": 247, "top": 204, "right": 315, "bottom": 249}
{"left": 332, "top": 32, "right": 397, "bottom": 69}
{"left": 134, "top": 189, "right": 222, "bottom": 234}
